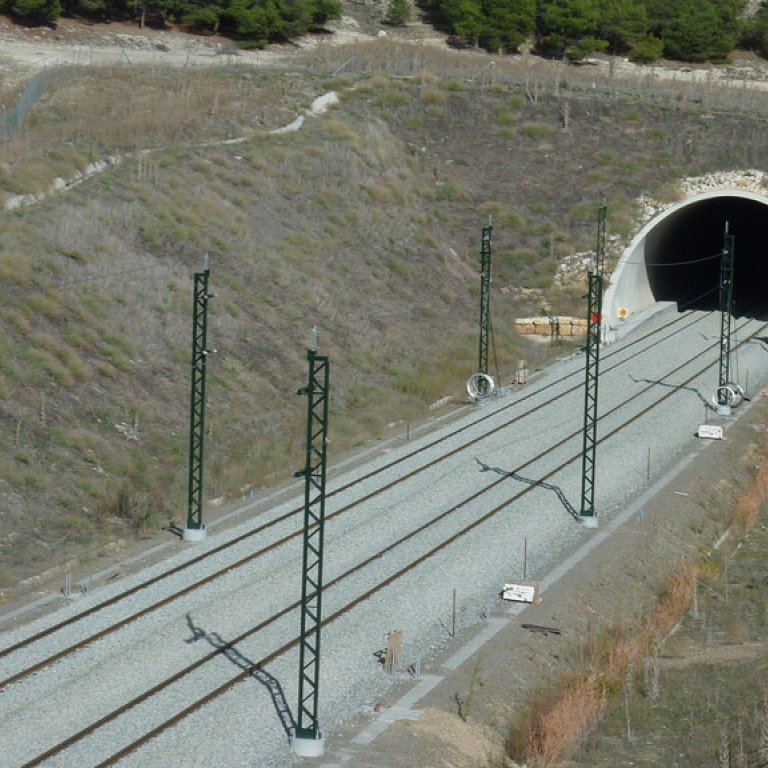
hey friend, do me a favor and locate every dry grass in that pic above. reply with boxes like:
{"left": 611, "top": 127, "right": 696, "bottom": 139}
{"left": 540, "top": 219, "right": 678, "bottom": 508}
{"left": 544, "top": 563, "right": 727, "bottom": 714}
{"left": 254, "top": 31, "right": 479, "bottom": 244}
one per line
{"left": 733, "top": 455, "right": 768, "bottom": 531}
{"left": 4, "top": 46, "right": 768, "bottom": 587}
{"left": 506, "top": 455, "right": 768, "bottom": 767}
{"left": 571, "top": 438, "right": 768, "bottom": 765}
{"left": 517, "top": 674, "right": 606, "bottom": 767}
{"left": 0, "top": 65, "right": 315, "bottom": 199}
{"left": 507, "top": 563, "right": 698, "bottom": 767}
{"left": 646, "top": 563, "right": 696, "bottom": 640}
{"left": 303, "top": 38, "right": 768, "bottom": 118}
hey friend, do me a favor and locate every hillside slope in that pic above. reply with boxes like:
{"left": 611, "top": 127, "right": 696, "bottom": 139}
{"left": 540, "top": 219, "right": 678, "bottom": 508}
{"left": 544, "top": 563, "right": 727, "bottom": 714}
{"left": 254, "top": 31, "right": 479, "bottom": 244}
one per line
{"left": 3, "top": 34, "right": 768, "bottom": 590}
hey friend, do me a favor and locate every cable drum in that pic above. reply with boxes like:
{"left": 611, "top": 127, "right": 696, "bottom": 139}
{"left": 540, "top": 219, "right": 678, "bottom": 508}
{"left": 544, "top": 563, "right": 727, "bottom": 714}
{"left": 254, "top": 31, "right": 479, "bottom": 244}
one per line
{"left": 466, "top": 372, "right": 495, "bottom": 401}
{"left": 712, "top": 382, "right": 744, "bottom": 409}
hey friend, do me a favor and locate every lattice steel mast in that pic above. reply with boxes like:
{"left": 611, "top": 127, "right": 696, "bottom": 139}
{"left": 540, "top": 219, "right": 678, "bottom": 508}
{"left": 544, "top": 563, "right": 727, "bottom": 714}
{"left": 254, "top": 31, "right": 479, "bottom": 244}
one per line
{"left": 478, "top": 217, "right": 492, "bottom": 385}
{"left": 184, "top": 255, "right": 211, "bottom": 541}
{"left": 580, "top": 204, "right": 606, "bottom": 527}
{"left": 717, "top": 222, "right": 735, "bottom": 406}
{"left": 292, "top": 325, "right": 330, "bottom": 758}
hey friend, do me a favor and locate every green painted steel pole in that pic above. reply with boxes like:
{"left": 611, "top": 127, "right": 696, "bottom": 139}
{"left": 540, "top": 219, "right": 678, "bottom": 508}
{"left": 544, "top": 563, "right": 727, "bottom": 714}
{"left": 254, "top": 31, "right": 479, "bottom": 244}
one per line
{"left": 184, "top": 257, "right": 210, "bottom": 541}
{"left": 580, "top": 271, "right": 602, "bottom": 524}
{"left": 293, "top": 325, "right": 330, "bottom": 750}
{"left": 718, "top": 223, "right": 735, "bottom": 405}
{"left": 580, "top": 205, "right": 606, "bottom": 526}
{"left": 478, "top": 217, "right": 492, "bottom": 384}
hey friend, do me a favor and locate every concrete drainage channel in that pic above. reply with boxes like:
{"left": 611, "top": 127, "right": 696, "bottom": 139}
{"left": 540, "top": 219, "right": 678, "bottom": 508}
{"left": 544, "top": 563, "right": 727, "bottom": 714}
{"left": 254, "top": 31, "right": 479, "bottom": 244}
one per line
{"left": 317, "top": 402, "right": 749, "bottom": 768}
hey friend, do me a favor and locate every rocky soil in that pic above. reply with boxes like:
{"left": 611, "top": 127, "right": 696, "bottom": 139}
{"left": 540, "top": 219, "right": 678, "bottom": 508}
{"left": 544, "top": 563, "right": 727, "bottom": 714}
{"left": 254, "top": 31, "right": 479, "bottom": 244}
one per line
{"left": 0, "top": 7, "right": 445, "bottom": 91}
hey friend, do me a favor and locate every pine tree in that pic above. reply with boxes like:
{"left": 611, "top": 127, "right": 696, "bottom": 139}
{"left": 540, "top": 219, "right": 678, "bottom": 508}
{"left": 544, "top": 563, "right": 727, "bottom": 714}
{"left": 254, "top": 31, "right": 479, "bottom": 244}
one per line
{"left": 479, "top": 0, "right": 534, "bottom": 53}
{"left": 539, "top": 0, "right": 601, "bottom": 59}
{"left": 598, "top": 0, "right": 648, "bottom": 54}
{"left": 385, "top": 0, "right": 411, "bottom": 26}
{"left": 9, "top": 0, "right": 61, "bottom": 22}
{"left": 663, "top": 0, "right": 733, "bottom": 62}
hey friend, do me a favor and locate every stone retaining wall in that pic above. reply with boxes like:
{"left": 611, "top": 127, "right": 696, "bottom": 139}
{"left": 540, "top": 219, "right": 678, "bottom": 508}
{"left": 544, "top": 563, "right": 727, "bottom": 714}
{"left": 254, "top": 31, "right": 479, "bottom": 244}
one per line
{"left": 515, "top": 316, "right": 587, "bottom": 337}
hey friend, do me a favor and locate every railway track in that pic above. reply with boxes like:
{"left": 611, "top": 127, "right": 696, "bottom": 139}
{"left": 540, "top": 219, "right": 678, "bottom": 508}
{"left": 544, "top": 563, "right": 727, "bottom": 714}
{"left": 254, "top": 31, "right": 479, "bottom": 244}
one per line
{"left": 4, "top": 310, "right": 765, "bottom": 768}
{"left": 0, "top": 308, "right": 703, "bottom": 684}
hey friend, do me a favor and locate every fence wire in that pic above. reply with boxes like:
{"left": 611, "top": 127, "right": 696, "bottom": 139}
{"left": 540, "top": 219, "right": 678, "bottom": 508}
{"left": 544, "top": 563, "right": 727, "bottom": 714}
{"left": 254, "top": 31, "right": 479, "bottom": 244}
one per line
{"left": 1, "top": 69, "right": 52, "bottom": 142}
{"left": 5, "top": 38, "right": 768, "bottom": 142}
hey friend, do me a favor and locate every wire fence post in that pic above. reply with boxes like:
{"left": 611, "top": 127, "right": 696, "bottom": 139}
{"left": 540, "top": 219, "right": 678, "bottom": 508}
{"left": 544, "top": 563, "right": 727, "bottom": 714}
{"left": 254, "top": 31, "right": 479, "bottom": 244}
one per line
{"left": 1, "top": 68, "right": 50, "bottom": 143}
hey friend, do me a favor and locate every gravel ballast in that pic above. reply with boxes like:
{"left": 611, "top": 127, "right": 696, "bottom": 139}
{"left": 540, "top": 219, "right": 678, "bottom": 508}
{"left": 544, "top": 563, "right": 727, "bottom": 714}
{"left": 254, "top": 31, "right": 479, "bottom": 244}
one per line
{"left": 2, "top": 306, "right": 767, "bottom": 768}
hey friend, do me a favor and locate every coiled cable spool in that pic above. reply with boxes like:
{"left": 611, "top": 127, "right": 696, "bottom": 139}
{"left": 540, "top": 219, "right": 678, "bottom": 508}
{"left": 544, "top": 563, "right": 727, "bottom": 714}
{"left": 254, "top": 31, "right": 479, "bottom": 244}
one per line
{"left": 712, "top": 382, "right": 744, "bottom": 410}
{"left": 467, "top": 372, "right": 495, "bottom": 401}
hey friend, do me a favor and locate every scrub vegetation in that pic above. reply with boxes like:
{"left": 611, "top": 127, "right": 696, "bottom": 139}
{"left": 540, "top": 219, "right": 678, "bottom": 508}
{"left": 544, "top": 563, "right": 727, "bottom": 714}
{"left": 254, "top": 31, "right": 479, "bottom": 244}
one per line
{"left": 485, "top": 439, "right": 768, "bottom": 768}
{"left": 3, "top": 38, "right": 768, "bottom": 591}
{"left": 570, "top": 454, "right": 768, "bottom": 768}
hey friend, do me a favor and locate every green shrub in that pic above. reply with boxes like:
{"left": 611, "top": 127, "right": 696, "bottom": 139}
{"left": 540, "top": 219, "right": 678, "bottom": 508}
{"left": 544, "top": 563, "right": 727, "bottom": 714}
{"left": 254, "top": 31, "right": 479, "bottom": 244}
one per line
{"left": 520, "top": 122, "right": 555, "bottom": 139}
{"left": 494, "top": 107, "right": 516, "bottom": 126}
{"left": 404, "top": 115, "right": 423, "bottom": 130}
{"left": 9, "top": 0, "right": 60, "bottom": 23}
{"left": 630, "top": 35, "right": 664, "bottom": 63}
{"left": 570, "top": 202, "right": 600, "bottom": 223}
{"left": 435, "top": 180, "right": 463, "bottom": 201}
{"left": 420, "top": 89, "right": 446, "bottom": 106}
{"left": 385, "top": 0, "right": 411, "bottom": 26}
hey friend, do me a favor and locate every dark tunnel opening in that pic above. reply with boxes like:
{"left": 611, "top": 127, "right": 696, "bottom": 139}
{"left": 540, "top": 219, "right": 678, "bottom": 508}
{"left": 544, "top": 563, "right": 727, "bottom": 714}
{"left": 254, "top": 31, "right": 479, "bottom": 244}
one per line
{"left": 645, "top": 196, "right": 768, "bottom": 319}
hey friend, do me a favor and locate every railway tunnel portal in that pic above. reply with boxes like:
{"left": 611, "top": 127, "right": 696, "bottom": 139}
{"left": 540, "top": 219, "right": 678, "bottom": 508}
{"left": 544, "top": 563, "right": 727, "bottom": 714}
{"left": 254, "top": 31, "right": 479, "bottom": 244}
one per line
{"left": 603, "top": 186, "right": 768, "bottom": 339}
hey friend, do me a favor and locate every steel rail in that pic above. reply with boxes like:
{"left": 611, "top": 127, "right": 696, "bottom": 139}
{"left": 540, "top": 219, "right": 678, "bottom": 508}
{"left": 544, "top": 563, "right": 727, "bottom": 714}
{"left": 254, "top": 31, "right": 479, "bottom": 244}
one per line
{"left": 92, "top": 317, "right": 768, "bottom": 768}
{"left": 0, "top": 311, "right": 704, "bottom": 687}
{"left": 18, "top": 317, "right": 763, "bottom": 768}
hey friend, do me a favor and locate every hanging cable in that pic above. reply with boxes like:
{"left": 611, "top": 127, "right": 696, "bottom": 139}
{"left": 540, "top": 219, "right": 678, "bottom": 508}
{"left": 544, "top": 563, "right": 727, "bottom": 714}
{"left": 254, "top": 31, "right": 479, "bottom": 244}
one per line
{"left": 677, "top": 283, "right": 720, "bottom": 311}
{"left": 615, "top": 251, "right": 722, "bottom": 268}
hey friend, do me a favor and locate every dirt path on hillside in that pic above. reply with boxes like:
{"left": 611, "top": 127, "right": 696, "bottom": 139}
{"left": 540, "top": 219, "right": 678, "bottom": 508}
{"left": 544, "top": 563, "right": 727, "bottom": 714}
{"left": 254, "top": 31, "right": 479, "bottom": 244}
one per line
{"left": 4, "top": 14, "right": 768, "bottom": 97}
{"left": 658, "top": 641, "right": 766, "bottom": 669}
{"left": 0, "top": 11, "right": 453, "bottom": 93}
{"left": 0, "top": 19, "right": 294, "bottom": 89}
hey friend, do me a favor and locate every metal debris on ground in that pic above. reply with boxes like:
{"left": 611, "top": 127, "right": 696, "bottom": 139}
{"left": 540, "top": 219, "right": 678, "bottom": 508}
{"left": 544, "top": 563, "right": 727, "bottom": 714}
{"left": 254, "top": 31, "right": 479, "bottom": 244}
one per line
{"left": 384, "top": 629, "right": 403, "bottom": 674}
{"left": 521, "top": 623, "right": 561, "bottom": 636}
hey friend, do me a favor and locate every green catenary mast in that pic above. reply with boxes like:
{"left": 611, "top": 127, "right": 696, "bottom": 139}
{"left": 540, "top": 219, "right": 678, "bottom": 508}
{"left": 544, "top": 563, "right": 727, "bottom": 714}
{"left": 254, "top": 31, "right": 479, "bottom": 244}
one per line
{"left": 478, "top": 217, "right": 493, "bottom": 388}
{"left": 717, "top": 222, "right": 735, "bottom": 406}
{"left": 292, "top": 325, "right": 330, "bottom": 758}
{"left": 580, "top": 204, "right": 606, "bottom": 528}
{"left": 184, "top": 255, "right": 211, "bottom": 542}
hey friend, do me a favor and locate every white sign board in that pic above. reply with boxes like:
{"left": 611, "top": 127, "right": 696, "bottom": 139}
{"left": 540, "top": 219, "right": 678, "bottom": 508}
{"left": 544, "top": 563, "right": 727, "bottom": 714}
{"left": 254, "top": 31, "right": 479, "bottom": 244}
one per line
{"left": 502, "top": 581, "right": 539, "bottom": 604}
{"left": 698, "top": 424, "right": 723, "bottom": 440}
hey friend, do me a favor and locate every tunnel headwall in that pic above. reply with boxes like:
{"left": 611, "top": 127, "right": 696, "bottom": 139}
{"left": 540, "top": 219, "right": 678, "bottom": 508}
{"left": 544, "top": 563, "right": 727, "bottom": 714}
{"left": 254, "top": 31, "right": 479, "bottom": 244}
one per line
{"left": 604, "top": 178, "right": 768, "bottom": 338}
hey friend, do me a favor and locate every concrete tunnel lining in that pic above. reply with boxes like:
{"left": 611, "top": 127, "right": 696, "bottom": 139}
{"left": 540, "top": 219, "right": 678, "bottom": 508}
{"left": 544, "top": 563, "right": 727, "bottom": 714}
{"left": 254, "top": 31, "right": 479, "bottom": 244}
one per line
{"left": 603, "top": 190, "right": 768, "bottom": 338}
